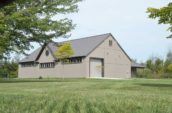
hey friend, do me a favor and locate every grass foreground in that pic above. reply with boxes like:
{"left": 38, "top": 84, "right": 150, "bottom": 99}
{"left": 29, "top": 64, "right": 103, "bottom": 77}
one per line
{"left": 0, "top": 78, "right": 171, "bottom": 113}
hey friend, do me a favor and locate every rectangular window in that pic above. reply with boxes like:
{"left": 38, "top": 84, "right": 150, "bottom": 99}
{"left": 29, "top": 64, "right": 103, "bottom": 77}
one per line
{"left": 21, "top": 62, "right": 35, "bottom": 67}
{"left": 109, "top": 40, "right": 113, "bottom": 47}
{"left": 63, "top": 57, "right": 82, "bottom": 64}
{"left": 40, "top": 62, "right": 55, "bottom": 68}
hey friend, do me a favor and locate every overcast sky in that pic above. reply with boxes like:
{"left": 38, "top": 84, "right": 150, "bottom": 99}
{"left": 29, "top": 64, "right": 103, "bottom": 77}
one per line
{"left": 34, "top": 0, "right": 172, "bottom": 62}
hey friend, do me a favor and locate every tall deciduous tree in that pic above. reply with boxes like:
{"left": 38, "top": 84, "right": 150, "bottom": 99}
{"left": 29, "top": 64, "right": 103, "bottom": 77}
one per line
{"left": 0, "top": 0, "right": 81, "bottom": 59}
{"left": 147, "top": 2, "right": 172, "bottom": 38}
{"left": 0, "top": 0, "right": 14, "bottom": 7}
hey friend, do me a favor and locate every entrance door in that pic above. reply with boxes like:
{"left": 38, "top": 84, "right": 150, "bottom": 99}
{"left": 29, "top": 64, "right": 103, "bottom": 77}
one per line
{"left": 90, "top": 58, "right": 103, "bottom": 78}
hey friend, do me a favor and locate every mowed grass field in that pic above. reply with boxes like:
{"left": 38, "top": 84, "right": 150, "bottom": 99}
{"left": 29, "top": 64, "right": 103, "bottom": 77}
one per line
{"left": 0, "top": 78, "right": 171, "bottom": 113}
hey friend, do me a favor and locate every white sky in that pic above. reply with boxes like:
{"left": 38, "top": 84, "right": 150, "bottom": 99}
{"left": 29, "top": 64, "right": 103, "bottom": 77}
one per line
{"left": 32, "top": 0, "right": 172, "bottom": 62}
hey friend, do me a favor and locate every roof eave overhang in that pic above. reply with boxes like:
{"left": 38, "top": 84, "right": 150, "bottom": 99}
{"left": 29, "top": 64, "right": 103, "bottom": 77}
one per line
{"left": 131, "top": 66, "right": 145, "bottom": 68}
{"left": 19, "top": 61, "right": 38, "bottom": 64}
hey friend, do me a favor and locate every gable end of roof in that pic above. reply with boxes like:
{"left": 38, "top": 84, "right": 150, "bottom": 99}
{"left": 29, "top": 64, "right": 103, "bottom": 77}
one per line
{"left": 85, "top": 33, "right": 111, "bottom": 57}
{"left": 110, "top": 34, "right": 132, "bottom": 62}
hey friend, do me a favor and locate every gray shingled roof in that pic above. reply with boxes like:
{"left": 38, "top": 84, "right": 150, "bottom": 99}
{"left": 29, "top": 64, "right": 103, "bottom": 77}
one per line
{"left": 20, "top": 33, "right": 110, "bottom": 63}
{"left": 49, "top": 33, "right": 110, "bottom": 56}
{"left": 131, "top": 62, "right": 145, "bottom": 68}
{"left": 20, "top": 47, "right": 42, "bottom": 63}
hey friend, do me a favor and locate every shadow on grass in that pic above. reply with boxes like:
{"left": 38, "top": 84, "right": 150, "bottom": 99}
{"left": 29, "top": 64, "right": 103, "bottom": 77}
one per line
{"left": 136, "top": 83, "right": 172, "bottom": 88}
{"left": 0, "top": 78, "right": 84, "bottom": 83}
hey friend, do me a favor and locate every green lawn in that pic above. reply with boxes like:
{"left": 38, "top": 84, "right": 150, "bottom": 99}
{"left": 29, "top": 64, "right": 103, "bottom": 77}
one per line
{"left": 0, "top": 78, "right": 171, "bottom": 113}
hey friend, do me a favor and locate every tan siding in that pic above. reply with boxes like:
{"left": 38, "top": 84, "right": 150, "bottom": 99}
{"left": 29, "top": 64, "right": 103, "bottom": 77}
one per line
{"left": 18, "top": 64, "right": 40, "bottom": 78}
{"left": 85, "top": 36, "right": 131, "bottom": 78}
{"left": 38, "top": 47, "right": 55, "bottom": 63}
{"left": 19, "top": 35, "right": 131, "bottom": 78}
{"left": 18, "top": 47, "right": 87, "bottom": 78}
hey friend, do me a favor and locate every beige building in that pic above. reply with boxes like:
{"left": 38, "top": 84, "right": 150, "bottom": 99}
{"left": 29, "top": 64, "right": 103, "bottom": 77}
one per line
{"left": 18, "top": 33, "right": 132, "bottom": 78}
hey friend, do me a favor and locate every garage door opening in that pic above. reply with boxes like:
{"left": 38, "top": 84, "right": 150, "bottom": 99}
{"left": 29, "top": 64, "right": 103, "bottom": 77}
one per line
{"left": 90, "top": 58, "right": 104, "bottom": 78}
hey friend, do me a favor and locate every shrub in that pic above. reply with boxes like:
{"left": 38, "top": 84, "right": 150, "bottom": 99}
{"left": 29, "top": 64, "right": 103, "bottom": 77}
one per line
{"left": 8, "top": 72, "right": 18, "bottom": 78}
{"left": 0, "top": 70, "right": 8, "bottom": 78}
{"left": 38, "top": 76, "right": 43, "bottom": 79}
{"left": 167, "top": 64, "right": 172, "bottom": 73}
{"left": 163, "top": 73, "right": 172, "bottom": 78}
{"left": 136, "top": 68, "right": 152, "bottom": 78}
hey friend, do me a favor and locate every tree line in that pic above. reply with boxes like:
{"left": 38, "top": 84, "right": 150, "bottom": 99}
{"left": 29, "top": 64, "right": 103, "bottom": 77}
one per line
{"left": 137, "top": 51, "right": 172, "bottom": 78}
{"left": 0, "top": 60, "right": 18, "bottom": 78}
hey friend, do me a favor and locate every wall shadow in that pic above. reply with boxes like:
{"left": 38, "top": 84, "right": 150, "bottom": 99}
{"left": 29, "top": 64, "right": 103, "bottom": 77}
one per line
{"left": 136, "top": 83, "right": 172, "bottom": 88}
{"left": 0, "top": 79, "right": 82, "bottom": 83}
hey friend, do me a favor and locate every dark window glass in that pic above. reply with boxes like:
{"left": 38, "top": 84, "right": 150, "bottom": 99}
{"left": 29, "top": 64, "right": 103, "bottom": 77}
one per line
{"left": 21, "top": 63, "right": 35, "bottom": 67}
{"left": 109, "top": 40, "right": 113, "bottom": 46}
{"left": 63, "top": 57, "right": 82, "bottom": 64}
{"left": 45, "top": 50, "right": 49, "bottom": 56}
{"left": 40, "top": 62, "right": 55, "bottom": 68}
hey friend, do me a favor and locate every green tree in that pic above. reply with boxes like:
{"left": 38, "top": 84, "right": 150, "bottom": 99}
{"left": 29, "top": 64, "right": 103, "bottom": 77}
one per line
{"left": 146, "top": 59, "right": 154, "bottom": 71}
{"left": 0, "top": 0, "right": 14, "bottom": 7}
{"left": 147, "top": 2, "right": 172, "bottom": 38}
{"left": 167, "top": 64, "right": 172, "bottom": 73}
{"left": 164, "top": 50, "right": 172, "bottom": 73}
{"left": 55, "top": 42, "right": 74, "bottom": 78}
{"left": 0, "top": 0, "right": 81, "bottom": 59}
{"left": 55, "top": 42, "right": 74, "bottom": 62}
{"left": 146, "top": 57, "right": 164, "bottom": 78}
{"left": 0, "top": 61, "right": 18, "bottom": 78}
{"left": 154, "top": 58, "right": 164, "bottom": 74}
{"left": 166, "top": 50, "right": 172, "bottom": 62}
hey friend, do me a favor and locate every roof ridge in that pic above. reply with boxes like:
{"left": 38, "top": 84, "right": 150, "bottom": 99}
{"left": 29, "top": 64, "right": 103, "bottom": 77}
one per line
{"left": 52, "top": 33, "right": 111, "bottom": 44}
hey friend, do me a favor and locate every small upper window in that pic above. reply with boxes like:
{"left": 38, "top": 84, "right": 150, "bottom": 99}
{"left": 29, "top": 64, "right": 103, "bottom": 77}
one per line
{"left": 45, "top": 50, "right": 49, "bottom": 56}
{"left": 109, "top": 40, "right": 113, "bottom": 46}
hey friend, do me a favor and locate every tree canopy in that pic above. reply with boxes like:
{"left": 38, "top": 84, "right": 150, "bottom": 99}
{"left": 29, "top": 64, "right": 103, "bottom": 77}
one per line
{"left": 55, "top": 42, "right": 74, "bottom": 62}
{"left": 0, "top": 0, "right": 81, "bottom": 59}
{"left": 147, "top": 2, "right": 172, "bottom": 38}
{"left": 0, "top": 0, "right": 14, "bottom": 7}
